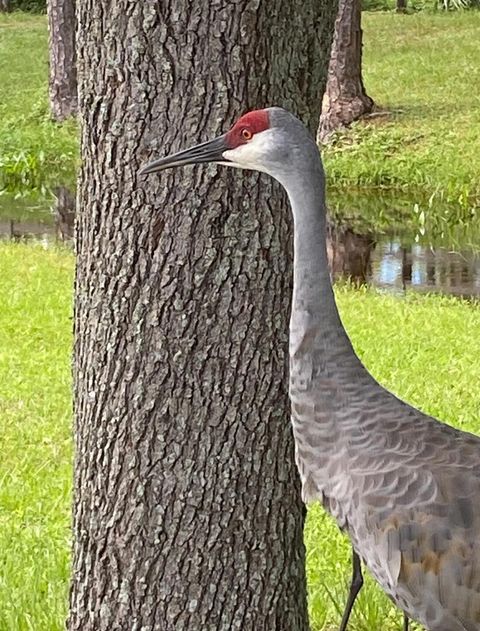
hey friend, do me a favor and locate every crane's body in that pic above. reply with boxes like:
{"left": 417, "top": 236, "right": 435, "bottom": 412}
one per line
{"left": 141, "top": 107, "right": 480, "bottom": 631}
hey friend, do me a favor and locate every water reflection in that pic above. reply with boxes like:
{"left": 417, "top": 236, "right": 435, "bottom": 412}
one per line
{"left": 52, "top": 186, "right": 75, "bottom": 241}
{"left": 1, "top": 191, "right": 479, "bottom": 299}
{"left": 327, "top": 224, "right": 376, "bottom": 286}
{"left": 326, "top": 226, "right": 480, "bottom": 298}
{"left": 371, "top": 240, "right": 480, "bottom": 298}
{"left": 0, "top": 218, "right": 52, "bottom": 242}
{"left": 0, "top": 186, "right": 75, "bottom": 242}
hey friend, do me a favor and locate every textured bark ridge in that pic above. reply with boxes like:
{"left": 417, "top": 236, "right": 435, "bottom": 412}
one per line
{"left": 318, "top": 0, "right": 373, "bottom": 143}
{"left": 70, "top": 2, "right": 337, "bottom": 629}
{"left": 47, "top": 0, "right": 77, "bottom": 121}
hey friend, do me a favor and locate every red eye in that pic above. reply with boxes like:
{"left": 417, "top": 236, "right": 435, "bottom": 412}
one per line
{"left": 241, "top": 128, "right": 253, "bottom": 141}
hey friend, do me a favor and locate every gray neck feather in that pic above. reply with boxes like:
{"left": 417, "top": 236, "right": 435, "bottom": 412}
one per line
{"left": 278, "top": 152, "right": 365, "bottom": 379}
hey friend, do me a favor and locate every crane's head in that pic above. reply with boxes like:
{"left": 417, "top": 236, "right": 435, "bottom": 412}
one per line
{"left": 139, "top": 107, "right": 318, "bottom": 185}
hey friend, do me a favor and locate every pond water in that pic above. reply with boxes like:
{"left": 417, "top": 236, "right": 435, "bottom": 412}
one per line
{"left": 1, "top": 190, "right": 479, "bottom": 299}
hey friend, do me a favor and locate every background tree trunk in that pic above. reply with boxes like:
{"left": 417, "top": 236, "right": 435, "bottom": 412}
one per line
{"left": 318, "top": 0, "right": 373, "bottom": 143}
{"left": 0, "top": 0, "right": 10, "bottom": 12}
{"left": 396, "top": 0, "right": 408, "bottom": 12}
{"left": 70, "top": 1, "right": 338, "bottom": 630}
{"left": 47, "top": 0, "right": 77, "bottom": 121}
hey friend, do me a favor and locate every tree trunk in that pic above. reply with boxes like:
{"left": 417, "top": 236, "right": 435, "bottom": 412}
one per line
{"left": 0, "top": 0, "right": 10, "bottom": 13}
{"left": 396, "top": 0, "right": 408, "bottom": 13}
{"left": 46, "top": 0, "right": 77, "bottom": 121}
{"left": 318, "top": 0, "right": 373, "bottom": 143}
{"left": 70, "top": 2, "right": 338, "bottom": 630}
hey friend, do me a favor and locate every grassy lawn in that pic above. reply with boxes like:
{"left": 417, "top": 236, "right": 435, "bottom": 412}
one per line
{"left": 1, "top": 243, "right": 479, "bottom": 629}
{"left": 324, "top": 11, "right": 480, "bottom": 210}
{"left": 0, "top": 244, "right": 72, "bottom": 631}
{"left": 1, "top": 11, "right": 480, "bottom": 214}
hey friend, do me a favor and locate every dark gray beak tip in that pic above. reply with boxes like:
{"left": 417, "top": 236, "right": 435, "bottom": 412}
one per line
{"left": 138, "top": 164, "right": 155, "bottom": 177}
{"left": 138, "top": 133, "right": 229, "bottom": 178}
{"left": 138, "top": 158, "right": 171, "bottom": 177}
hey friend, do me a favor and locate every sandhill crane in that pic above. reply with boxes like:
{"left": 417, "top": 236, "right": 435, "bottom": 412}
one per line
{"left": 141, "top": 107, "right": 480, "bottom": 631}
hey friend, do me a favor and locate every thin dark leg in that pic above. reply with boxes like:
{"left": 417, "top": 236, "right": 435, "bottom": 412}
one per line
{"left": 339, "top": 547, "right": 364, "bottom": 631}
{"left": 403, "top": 614, "right": 409, "bottom": 631}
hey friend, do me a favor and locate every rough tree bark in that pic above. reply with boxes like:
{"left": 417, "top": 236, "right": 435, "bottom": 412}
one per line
{"left": 70, "top": 1, "right": 338, "bottom": 630}
{"left": 0, "top": 0, "right": 10, "bottom": 13}
{"left": 47, "top": 0, "right": 77, "bottom": 121}
{"left": 318, "top": 0, "right": 374, "bottom": 143}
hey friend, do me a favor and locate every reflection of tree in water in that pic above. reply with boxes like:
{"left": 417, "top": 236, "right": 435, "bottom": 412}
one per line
{"left": 326, "top": 221, "right": 376, "bottom": 285}
{"left": 0, "top": 187, "right": 75, "bottom": 242}
{"left": 0, "top": 219, "right": 51, "bottom": 242}
{"left": 401, "top": 246, "right": 413, "bottom": 289}
{"left": 398, "top": 243, "right": 477, "bottom": 297}
{"left": 1, "top": 197, "right": 479, "bottom": 298}
{"left": 53, "top": 186, "right": 76, "bottom": 241}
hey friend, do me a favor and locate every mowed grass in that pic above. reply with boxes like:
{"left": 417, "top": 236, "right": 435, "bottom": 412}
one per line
{"left": 1, "top": 243, "right": 479, "bottom": 629}
{"left": 0, "top": 244, "right": 73, "bottom": 630}
{"left": 324, "top": 11, "right": 480, "bottom": 208}
{"left": 0, "top": 13, "right": 77, "bottom": 193}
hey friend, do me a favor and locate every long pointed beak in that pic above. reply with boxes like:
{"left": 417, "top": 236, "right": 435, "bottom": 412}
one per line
{"left": 139, "top": 134, "right": 230, "bottom": 176}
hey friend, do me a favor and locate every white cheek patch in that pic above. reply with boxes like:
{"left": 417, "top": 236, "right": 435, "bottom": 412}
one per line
{"left": 222, "top": 130, "right": 274, "bottom": 171}
{"left": 223, "top": 143, "right": 257, "bottom": 166}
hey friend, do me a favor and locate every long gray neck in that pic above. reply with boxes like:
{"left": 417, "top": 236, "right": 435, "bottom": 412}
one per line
{"left": 280, "top": 160, "right": 364, "bottom": 377}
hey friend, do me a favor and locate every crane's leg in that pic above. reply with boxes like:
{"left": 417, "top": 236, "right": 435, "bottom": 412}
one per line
{"left": 338, "top": 547, "right": 363, "bottom": 631}
{"left": 403, "top": 613, "right": 409, "bottom": 631}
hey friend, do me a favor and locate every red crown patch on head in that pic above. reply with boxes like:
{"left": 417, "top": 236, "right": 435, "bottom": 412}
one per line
{"left": 226, "top": 109, "right": 270, "bottom": 148}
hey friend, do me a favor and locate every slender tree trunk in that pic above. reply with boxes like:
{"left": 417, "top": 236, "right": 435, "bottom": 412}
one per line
{"left": 0, "top": 0, "right": 10, "bottom": 13}
{"left": 47, "top": 0, "right": 77, "bottom": 121}
{"left": 70, "top": 2, "right": 338, "bottom": 629}
{"left": 396, "top": 0, "right": 408, "bottom": 13}
{"left": 318, "top": 0, "right": 373, "bottom": 143}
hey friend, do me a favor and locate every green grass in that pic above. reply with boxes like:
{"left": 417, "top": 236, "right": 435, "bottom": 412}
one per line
{"left": 0, "top": 13, "right": 77, "bottom": 194}
{"left": 324, "top": 11, "right": 480, "bottom": 210}
{"left": 0, "top": 244, "right": 73, "bottom": 630}
{"left": 1, "top": 243, "right": 479, "bottom": 629}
